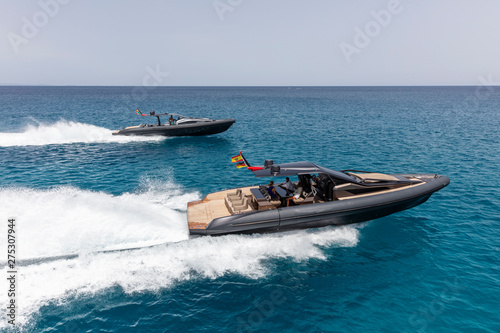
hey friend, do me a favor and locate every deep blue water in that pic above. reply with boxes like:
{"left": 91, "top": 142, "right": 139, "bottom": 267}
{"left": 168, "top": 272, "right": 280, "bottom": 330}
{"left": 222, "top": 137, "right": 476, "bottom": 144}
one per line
{"left": 0, "top": 86, "right": 499, "bottom": 332}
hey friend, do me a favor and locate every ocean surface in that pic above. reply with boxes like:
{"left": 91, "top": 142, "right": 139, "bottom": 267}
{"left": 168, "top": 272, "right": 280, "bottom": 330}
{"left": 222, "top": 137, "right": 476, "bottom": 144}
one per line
{"left": 0, "top": 86, "right": 498, "bottom": 332}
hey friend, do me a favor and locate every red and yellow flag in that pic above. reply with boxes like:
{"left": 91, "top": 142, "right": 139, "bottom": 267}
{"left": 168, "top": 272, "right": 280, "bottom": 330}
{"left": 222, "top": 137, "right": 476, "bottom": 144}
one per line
{"left": 236, "top": 161, "right": 247, "bottom": 169}
{"left": 231, "top": 153, "right": 243, "bottom": 163}
{"left": 232, "top": 151, "right": 250, "bottom": 169}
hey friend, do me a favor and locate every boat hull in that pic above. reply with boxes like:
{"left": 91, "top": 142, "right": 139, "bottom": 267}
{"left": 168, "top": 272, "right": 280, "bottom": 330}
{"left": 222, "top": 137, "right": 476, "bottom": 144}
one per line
{"left": 112, "top": 119, "right": 235, "bottom": 137}
{"left": 189, "top": 174, "right": 449, "bottom": 236}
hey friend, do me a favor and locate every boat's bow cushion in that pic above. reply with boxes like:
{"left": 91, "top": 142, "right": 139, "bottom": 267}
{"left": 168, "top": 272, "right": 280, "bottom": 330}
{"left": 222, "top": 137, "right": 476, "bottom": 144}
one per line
{"left": 349, "top": 172, "right": 400, "bottom": 182}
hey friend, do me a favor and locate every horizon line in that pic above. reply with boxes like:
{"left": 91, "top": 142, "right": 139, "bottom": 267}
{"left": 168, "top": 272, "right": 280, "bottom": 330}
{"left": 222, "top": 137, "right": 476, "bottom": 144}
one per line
{"left": 0, "top": 84, "right": 498, "bottom": 88}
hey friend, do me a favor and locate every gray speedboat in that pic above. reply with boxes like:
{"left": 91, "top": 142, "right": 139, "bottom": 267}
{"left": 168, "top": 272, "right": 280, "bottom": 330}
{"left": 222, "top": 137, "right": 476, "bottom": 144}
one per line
{"left": 187, "top": 155, "right": 449, "bottom": 236}
{"left": 112, "top": 110, "right": 235, "bottom": 137}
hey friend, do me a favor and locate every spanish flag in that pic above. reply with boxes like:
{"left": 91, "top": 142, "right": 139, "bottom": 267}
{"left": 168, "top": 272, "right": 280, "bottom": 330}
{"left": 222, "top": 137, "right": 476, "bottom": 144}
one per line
{"left": 231, "top": 153, "right": 243, "bottom": 163}
{"left": 232, "top": 151, "right": 252, "bottom": 169}
{"left": 236, "top": 161, "right": 247, "bottom": 169}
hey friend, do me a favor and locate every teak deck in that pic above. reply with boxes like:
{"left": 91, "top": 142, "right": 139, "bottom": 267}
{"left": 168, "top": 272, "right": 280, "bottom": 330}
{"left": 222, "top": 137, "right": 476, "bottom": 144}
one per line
{"left": 187, "top": 186, "right": 256, "bottom": 230}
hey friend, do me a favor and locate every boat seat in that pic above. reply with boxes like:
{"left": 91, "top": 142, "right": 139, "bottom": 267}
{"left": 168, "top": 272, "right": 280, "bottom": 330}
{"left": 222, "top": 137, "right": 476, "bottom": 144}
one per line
{"left": 269, "top": 198, "right": 281, "bottom": 207}
{"left": 224, "top": 197, "right": 235, "bottom": 215}
{"left": 232, "top": 197, "right": 253, "bottom": 214}
{"left": 349, "top": 172, "right": 400, "bottom": 182}
{"left": 229, "top": 196, "right": 244, "bottom": 206}
{"left": 229, "top": 195, "right": 250, "bottom": 207}
{"left": 293, "top": 191, "right": 314, "bottom": 205}
{"left": 301, "top": 196, "right": 315, "bottom": 205}
{"left": 227, "top": 189, "right": 242, "bottom": 197}
{"left": 236, "top": 206, "right": 253, "bottom": 214}
{"left": 232, "top": 197, "right": 248, "bottom": 210}
{"left": 292, "top": 196, "right": 304, "bottom": 204}
{"left": 263, "top": 190, "right": 280, "bottom": 205}
{"left": 263, "top": 188, "right": 280, "bottom": 207}
{"left": 227, "top": 189, "right": 243, "bottom": 203}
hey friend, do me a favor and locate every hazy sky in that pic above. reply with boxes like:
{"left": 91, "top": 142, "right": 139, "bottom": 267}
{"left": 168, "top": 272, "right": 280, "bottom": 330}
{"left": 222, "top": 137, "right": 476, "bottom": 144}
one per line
{"left": 1, "top": 0, "right": 499, "bottom": 86}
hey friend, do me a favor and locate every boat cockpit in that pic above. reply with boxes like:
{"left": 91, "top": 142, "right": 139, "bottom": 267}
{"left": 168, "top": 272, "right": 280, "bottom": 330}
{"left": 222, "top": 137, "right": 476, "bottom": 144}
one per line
{"left": 223, "top": 171, "right": 425, "bottom": 215}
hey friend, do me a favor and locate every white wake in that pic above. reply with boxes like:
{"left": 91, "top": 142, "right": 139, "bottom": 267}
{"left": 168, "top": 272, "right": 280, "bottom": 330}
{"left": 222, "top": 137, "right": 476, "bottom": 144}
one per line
{"left": 0, "top": 183, "right": 360, "bottom": 330}
{"left": 0, "top": 120, "right": 165, "bottom": 147}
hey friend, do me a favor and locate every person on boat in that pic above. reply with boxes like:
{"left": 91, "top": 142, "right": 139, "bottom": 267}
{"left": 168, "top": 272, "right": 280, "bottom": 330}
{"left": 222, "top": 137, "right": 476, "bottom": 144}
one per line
{"left": 325, "top": 179, "right": 338, "bottom": 201}
{"left": 267, "top": 181, "right": 277, "bottom": 199}
{"left": 312, "top": 174, "right": 337, "bottom": 201}
{"left": 298, "top": 174, "right": 313, "bottom": 195}
{"left": 286, "top": 181, "right": 304, "bottom": 206}
{"left": 312, "top": 174, "right": 326, "bottom": 201}
{"left": 169, "top": 115, "right": 175, "bottom": 125}
{"left": 279, "top": 177, "right": 295, "bottom": 195}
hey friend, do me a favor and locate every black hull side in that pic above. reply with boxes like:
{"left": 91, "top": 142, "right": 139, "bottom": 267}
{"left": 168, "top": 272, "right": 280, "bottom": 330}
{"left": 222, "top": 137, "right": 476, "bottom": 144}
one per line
{"left": 191, "top": 174, "right": 449, "bottom": 236}
{"left": 277, "top": 191, "right": 433, "bottom": 233}
{"left": 113, "top": 119, "right": 235, "bottom": 137}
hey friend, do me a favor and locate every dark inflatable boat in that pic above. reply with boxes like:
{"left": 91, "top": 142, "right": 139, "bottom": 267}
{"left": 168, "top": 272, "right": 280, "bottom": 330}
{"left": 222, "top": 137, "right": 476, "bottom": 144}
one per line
{"left": 187, "top": 154, "right": 449, "bottom": 235}
{"left": 112, "top": 109, "right": 235, "bottom": 137}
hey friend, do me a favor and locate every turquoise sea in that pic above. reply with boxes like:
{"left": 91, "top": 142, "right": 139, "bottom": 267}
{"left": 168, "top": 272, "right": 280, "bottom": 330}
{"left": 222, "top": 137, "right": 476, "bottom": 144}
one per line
{"left": 0, "top": 86, "right": 499, "bottom": 332}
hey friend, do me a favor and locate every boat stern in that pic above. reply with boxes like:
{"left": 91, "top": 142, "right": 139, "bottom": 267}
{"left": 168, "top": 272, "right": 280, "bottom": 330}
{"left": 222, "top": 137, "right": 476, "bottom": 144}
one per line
{"left": 187, "top": 199, "right": 210, "bottom": 235}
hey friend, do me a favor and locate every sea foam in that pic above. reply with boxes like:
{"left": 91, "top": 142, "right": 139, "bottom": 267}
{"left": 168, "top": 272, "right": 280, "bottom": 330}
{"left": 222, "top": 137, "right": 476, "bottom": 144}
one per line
{"left": 0, "top": 183, "right": 195, "bottom": 259}
{"left": 0, "top": 120, "right": 165, "bottom": 147}
{"left": 0, "top": 183, "right": 359, "bottom": 330}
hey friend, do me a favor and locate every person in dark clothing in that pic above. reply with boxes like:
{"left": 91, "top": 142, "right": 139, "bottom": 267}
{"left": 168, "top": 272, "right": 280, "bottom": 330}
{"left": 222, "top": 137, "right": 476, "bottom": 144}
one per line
{"left": 298, "top": 175, "right": 312, "bottom": 194}
{"left": 312, "top": 174, "right": 326, "bottom": 201}
{"left": 267, "top": 181, "right": 277, "bottom": 199}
